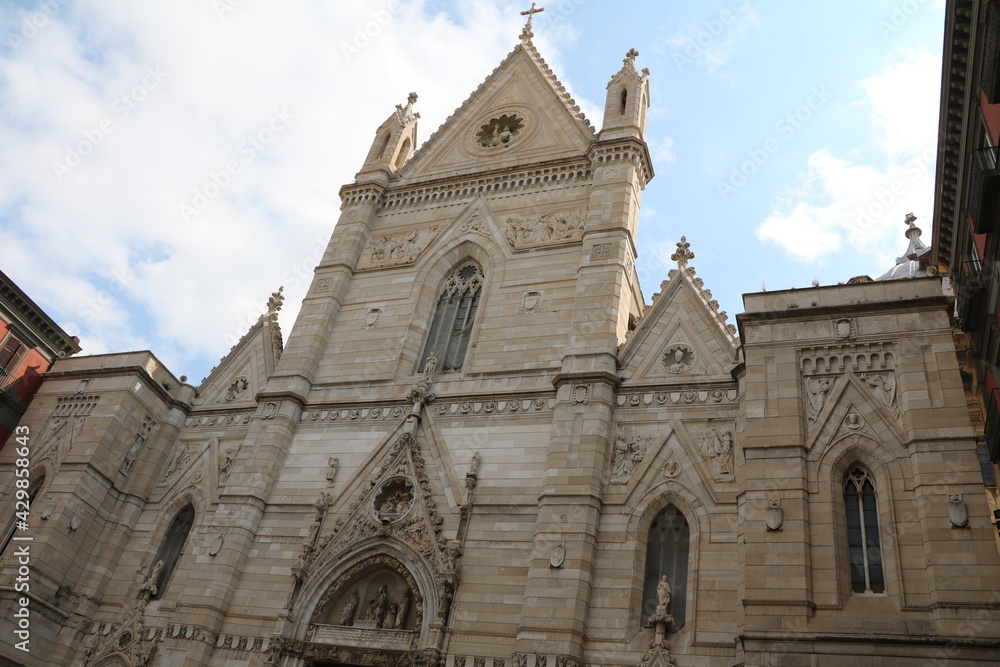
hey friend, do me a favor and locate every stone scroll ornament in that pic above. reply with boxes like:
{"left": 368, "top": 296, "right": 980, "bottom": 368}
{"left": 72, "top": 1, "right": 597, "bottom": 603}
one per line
{"left": 504, "top": 207, "right": 588, "bottom": 249}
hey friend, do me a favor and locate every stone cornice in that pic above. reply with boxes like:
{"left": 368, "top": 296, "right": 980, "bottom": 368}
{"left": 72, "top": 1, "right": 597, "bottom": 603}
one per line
{"left": 587, "top": 137, "right": 654, "bottom": 187}
{"left": 0, "top": 269, "right": 81, "bottom": 361}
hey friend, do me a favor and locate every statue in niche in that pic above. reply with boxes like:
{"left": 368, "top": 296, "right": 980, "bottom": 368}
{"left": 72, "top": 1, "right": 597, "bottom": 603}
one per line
{"left": 326, "top": 457, "right": 339, "bottom": 486}
{"left": 656, "top": 575, "right": 671, "bottom": 610}
{"left": 365, "top": 584, "right": 389, "bottom": 627}
{"left": 805, "top": 376, "right": 832, "bottom": 425}
{"left": 394, "top": 588, "right": 411, "bottom": 629}
{"left": 218, "top": 446, "right": 238, "bottom": 485}
{"left": 339, "top": 589, "right": 359, "bottom": 626}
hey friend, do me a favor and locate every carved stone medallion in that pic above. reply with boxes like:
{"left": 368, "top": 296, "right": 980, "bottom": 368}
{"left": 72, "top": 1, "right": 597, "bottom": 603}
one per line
{"left": 661, "top": 345, "right": 695, "bottom": 374}
{"left": 475, "top": 113, "right": 524, "bottom": 148}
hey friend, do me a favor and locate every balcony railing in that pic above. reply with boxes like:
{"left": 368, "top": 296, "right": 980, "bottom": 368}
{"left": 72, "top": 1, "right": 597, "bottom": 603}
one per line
{"left": 0, "top": 367, "right": 18, "bottom": 394}
{"left": 968, "top": 146, "right": 1000, "bottom": 234}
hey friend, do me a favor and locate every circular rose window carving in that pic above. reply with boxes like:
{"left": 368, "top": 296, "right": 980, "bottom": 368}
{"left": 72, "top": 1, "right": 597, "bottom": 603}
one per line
{"left": 662, "top": 344, "right": 696, "bottom": 374}
{"left": 475, "top": 113, "right": 524, "bottom": 148}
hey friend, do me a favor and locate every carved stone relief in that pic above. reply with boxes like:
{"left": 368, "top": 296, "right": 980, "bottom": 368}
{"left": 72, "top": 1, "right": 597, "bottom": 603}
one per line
{"left": 363, "top": 308, "right": 382, "bottom": 328}
{"left": 766, "top": 499, "right": 783, "bottom": 531}
{"left": 504, "top": 207, "right": 587, "bottom": 249}
{"left": 832, "top": 317, "right": 857, "bottom": 341}
{"left": 800, "top": 342, "right": 898, "bottom": 432}
{"left": 948, "top": 494, "right": 969, "bottom": 528}
{"left": 311, "top": 556, "right": 422, "bottom": 632}
{"left": 357, "top": 226, "right": 441, "bottom": 270}
{"left": 572, "top": 385, "right": 590, "bottom": 404}
{"left": 475, "top": 113, "right": 524, "bottom": 148}
{"left": 454, "top": 211, "right": 489, "bottom": 237}
{"left": 373, "top": 477, "right": 414, "bottom": 523}
{"left": 694, "top": 426, "right": 734, "bottom": 481}
{"left": 521, "top": 291, "right": 541, "bottom": 313}
{"left": 224, "top": 376, "right": 249, "bottom": 402}
{"left": 610, "top": 431, "right": 655, "bottom": 484}
{"left": 158, "top": 443, "right": 195, "bottom": 487}
{"left": 661, "top": 344, "right": 696, "bottom": 374}
{"left": 218, "top": 442, "right": 240, "bottom": 486}
{"left": 592, "top": 243, "right": 612, "bottom": 259}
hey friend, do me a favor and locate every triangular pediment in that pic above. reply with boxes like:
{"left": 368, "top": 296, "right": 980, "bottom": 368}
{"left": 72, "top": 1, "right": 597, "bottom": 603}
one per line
{"left": 396, "top": 40, "right": 596, "bottom": 184}
{"left": 806, "top": 373, "right": 906, "bottom": 456}
{"left": 309, "top": 415, "right": 460, "bottom": 581}
{"left": 619, "top": 268, "right": 738, "bottom": 384}
{"left": 195, "top": 313, "right": 282, "bottom": 409}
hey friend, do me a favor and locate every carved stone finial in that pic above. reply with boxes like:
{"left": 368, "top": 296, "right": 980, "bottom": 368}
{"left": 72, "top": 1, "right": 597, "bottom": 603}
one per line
{"left": 904, "top": 212, "right": 917, "bottom": 227}
{"left": 671, "top": 236, "right": 694, "bottom": 269}
{"left": 407, "top": 91, "right": 418, "bottom": 106}
{"left": 267, "top": 286, "right": 285, "bottom": 316}
{"left": 625, "top": 48, "right": 639, "bottom": 67}
{"left": 519, "top": 2, "right": 544, "bottom": 39}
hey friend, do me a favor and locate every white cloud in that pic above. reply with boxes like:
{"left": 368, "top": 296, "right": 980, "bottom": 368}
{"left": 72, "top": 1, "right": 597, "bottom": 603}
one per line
{"left": 756, "top": 50, "right": 939, "bottom": 267}
{"left": 663, "top": 2, "right": 760, "bottom": 75}
{"left": 0, "top": 0, "right": 599, "bottom": 382}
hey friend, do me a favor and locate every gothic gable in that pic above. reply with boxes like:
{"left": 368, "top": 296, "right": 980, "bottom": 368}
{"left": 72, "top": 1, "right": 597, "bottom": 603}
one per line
{"left": 194, "top": 291, "right": 284, "bottom": 409}
{"left": 396, "top": 39, "right": 596, "bottom": 184}
{"left": 805, "top": 372, "right": 906, "bottom": 458}
{"left": 618, "top": 261, "right": 738, "bottom": 384}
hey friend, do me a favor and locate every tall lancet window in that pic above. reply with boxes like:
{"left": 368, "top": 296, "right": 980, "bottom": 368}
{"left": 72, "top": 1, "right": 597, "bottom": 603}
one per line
{"left": 845, "top": 466, "right": 885, "bottom": 593}
{"left": 419, "top": 262, "right": 484, "bottom": 372}
{"left": 150, "top": 504, "right": 195, "bottom": 600}
{"left": 642, "top": 505, "right": 689, "bottom": 630}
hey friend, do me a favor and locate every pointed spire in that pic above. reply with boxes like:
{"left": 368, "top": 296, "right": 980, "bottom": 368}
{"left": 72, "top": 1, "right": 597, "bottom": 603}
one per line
{"left": 519, "top": 2, "right": 544, "bottom": 40}
{"left": 395, "top": 92, "right": 420, "bottom": 124}
{"left": 671, "top": 237, "right": 695, "bottom": 269}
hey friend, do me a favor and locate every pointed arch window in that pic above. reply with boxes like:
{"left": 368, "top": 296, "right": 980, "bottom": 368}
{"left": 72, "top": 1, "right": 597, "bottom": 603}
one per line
{"left": 150, "top": 504, "right": 194, "bottom": 600}
{"left": 419, "top": 262, "right": 484, "bottom": 372}
{"left": 844, "top": 466, "right": 885, "bottom": 594}
{"left": 642, "top": 505, "right": 689, "bottom": 630}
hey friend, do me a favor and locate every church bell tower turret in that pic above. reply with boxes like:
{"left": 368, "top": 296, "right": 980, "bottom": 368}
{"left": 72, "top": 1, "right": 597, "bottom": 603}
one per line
{"left": 357, "top": 92, "right": 420, "bottom": 182}
{"left": 599, "top": 48, "right": 649, "bottom": 141}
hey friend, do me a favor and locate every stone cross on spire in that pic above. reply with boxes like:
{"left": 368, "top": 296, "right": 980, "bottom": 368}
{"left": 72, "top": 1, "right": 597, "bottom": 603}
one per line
{"left": 624, "top": 48, "right": 639, "bottom": 67}
{"left": 519, "top": 3, "right": 544, "bottom": 40}
{"left": 671, "top": 237, "right": 695, "bottom": 269}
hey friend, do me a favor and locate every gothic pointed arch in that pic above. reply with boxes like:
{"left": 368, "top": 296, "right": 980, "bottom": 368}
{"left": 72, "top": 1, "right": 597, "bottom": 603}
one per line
{"left": 398, "top": 239, "right": 499, "bottom": 377}
{"left": 628, "top": 481, "right": 706, "bottom": 637}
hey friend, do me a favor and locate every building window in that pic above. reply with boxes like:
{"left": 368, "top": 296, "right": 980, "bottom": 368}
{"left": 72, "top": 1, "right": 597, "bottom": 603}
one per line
{"left": 642, "top": 505, "right": 689, "bottom": 630}
{"left": 0, "top": 333, "right": 27, "bottom": 387}
{"left": 844, "top": 466, "right": 885, "bottom": 594}
{"left": 418, "top": 262, "right": 484, "bottom": 372}
{"left": 150, "top": 504, "right": 194, "bottom": 599}
{"left": 0, "top": 476, "right": 43, "bottom": 557}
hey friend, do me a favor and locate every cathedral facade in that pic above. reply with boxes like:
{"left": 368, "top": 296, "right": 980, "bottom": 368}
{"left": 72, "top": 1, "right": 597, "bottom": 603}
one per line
{"left": 2, "top": 22, "right": 1000, "bottom": 667}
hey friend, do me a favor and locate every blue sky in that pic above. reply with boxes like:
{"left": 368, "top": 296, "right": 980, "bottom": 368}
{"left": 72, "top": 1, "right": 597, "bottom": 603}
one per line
{"left": 0, "top": 0, "right": 945, "bottom": 383}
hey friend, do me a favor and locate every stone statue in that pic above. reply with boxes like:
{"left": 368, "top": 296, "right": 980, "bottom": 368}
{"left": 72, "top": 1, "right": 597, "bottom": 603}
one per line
{"left": 218, "top": 446, "right": 238, "bottom": 484}
{"left": 340, "top": 589, "right": 359, "bottom": 626}
{"left": 366, "top": 584, "right": 389, "bottom": 626}
{"left": 326, "top": 457, "right": 339, "bottom": 485}
{"left": 394, "top": 588, "right": 411, "bottom": 629}
{"left": 656, "top": 575, "right": 671, "bottom": 610}
{"left": 139, "top": 560, "right": 163, "bottom": 600}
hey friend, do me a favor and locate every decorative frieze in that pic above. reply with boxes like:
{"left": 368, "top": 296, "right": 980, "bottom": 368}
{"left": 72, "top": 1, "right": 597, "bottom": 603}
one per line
{"left": 184, "top": 412, "right": 254, "bottom": 428}
{"left": 800, "top": 342, "right": 898, "bottom": 430}
{"left": 301, "top": 398, "right": 554, "bottom": 423}
{"left": 615, "top": 388, "right": 738, "bottom": 408}
{"left": 503, "top": 207, "right": 587, "bottom": 249}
